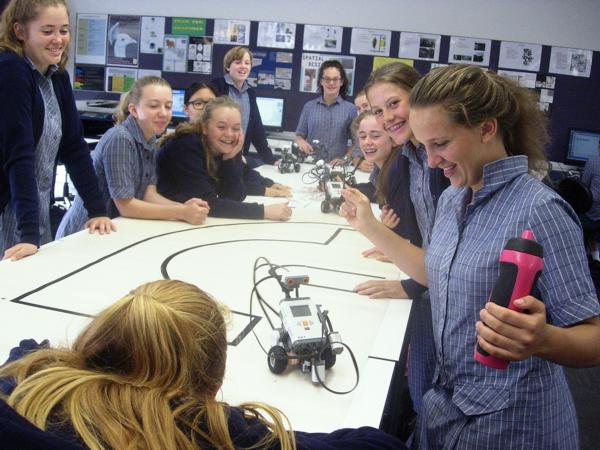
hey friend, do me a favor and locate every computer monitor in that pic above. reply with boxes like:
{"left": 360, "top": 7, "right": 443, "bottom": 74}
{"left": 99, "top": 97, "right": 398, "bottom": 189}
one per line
{"left": 256, "top": 96, "right": 284, "bottom": 131}
{"left": 171, "top": 89, "right": 187, "bottom": 122}
{"left": 566, "top": 128, "right": 600, "bottom": 166}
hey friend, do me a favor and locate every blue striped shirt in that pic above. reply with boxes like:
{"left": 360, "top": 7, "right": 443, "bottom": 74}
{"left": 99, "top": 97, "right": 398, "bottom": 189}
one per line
{"left": 56, "top": 115, "right": 158, "bottom": 237}
{"left": 402, "top": 141, "right": 435, "bottom": 248}
{"left": 224, "top": 73, "right": 250, "bottom": 136}
{"left": 581, "top": 154, "right": 600, "bottom": 221}
{"left": 295, "top": 96, "right": 356, "bottom": 160}
{"left": 423, "top": 155, "right": 599, "bottom": 447}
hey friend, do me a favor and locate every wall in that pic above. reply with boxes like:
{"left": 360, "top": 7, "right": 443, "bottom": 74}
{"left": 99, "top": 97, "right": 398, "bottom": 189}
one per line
{"left": 68, "top": 0, "right": 600, "bottom": 162}
{"left": 68, "top": 0, "right": 600, "bottom": 51}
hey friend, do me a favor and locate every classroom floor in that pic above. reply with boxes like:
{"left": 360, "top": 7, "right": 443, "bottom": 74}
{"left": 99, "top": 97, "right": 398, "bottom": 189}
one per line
{"left": 565, "top": 365, "right": 600, "bottom": 450}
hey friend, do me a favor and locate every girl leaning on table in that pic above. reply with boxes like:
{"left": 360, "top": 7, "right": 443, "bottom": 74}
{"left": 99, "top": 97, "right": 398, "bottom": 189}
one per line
{"left": 157, "top": 96, "right": 292, "bottom": 221}
{"left": 182, "top": 81, "right": 291, "bottom": 198}
{"left": 341, "top": 64, "right": 600, "bottom": 449}
{"left": 0, "top": 279, "right": 407, "bottom": 449}
{"left": 0, "top": 0, "right": 113, "bottom": 261}
{"left": 56, "top": 76, "right": 209, "bottom": 238}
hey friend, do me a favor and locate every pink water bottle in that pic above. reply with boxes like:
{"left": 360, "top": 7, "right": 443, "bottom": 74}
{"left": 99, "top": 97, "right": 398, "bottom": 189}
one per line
{"left": 475, "top": 230, "right": 544, "bottom": 369}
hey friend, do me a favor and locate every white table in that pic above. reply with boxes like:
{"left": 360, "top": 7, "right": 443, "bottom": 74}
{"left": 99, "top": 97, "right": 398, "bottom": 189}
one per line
{"left": 0, "top": 163, "right": 412, "bottom": 433}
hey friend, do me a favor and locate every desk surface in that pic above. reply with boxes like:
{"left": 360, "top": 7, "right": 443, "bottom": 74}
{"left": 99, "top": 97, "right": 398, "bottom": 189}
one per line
{"left": 0, "top": 164, "right": 411, "bottom": 433}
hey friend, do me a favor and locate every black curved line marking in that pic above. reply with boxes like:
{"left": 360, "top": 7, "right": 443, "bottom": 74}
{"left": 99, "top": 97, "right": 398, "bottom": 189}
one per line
{"left": 160, "top": 228, "right": 360, "bottom": 346}
{"left": 9, "top": 221, "right": 354, "bottom": 304}
{"left": 161, "top": 237, "right": 340, "bottom": 279}
{"left": 8, "top": 223, "right": 377, "bottom": 348}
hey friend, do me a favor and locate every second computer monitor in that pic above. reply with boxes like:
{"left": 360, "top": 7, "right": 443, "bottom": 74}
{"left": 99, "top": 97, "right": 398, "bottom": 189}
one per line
{"left": 256, "top": 96, "right": 284, "bottom": 131}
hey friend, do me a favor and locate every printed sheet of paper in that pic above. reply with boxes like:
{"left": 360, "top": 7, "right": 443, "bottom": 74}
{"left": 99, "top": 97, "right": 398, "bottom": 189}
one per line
{"left": 75, "top": 14, "right": 107, "bottom": 65}
{"left": 498, "top": 41, "right": 542, "bottom": 72}
{"left": 398, "top": 32, "right": 441, "bottom": 61}
{"left": 303, "top": 25, "right": 343, "bottom": 53}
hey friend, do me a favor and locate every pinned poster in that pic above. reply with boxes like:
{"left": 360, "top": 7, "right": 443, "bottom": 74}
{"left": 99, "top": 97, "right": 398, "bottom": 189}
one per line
{"left": 498, "top": 41, "right": 542, "bottom": 72}
{"left": 106, "top": 15, "right": 140, "bottom": 67}
{"left": 74, "top": 65, "right": 105, "bottom": 91}
{"left": 257, "top": 21, "right": 296, "bottom": 49}
{"left": 75, "top": 14, "right": 107, "bottom": 65}
{"left": 171, "top": 17, "right": 206, "bottom": 36}
{"left": 398, "top": 32, "right": 441, "bottom": 61}
{"left": 300, "top": 53, "right": 356, "bottom": 95}
{"left": 497, "top": 69, "right": 537, "bottom": 88}
{"left": 303, "top": 25, "right": 343, "bottom": 53}
{"left": 105, "top": 67, "right": 137, "bottom": 92}
{"left": 140, "top": 16, "right": 165, "bottom": 54}
{"left": 549, "top": 46, "right": 593, "bottom": 77}
{"left": 448, "top": 36, "right": 491, "bottom": 66}
{"left": 350, "top": 28, "right": 391, "bottom": 56}
{"left": 187, "top": 36, "right": 213, "bottom": 74}
{"left": 163, "top": 35, "right": 188, "bottom": 73}
{"left": 213, "top": 19, "right": 250, "bottom": 46}
{"left": 247, "top": 51, "right": 293, "bottom": 90}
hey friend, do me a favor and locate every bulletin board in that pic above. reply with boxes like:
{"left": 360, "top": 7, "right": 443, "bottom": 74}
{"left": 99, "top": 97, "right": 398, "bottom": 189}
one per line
{"left": 72, "top": 15, "right": 600, "bottom": 163}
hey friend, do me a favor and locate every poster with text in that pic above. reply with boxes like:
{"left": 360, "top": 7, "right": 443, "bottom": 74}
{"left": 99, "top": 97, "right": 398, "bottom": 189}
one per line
{"left": 303, "top": 25, "right": 343, "bottom": 53}
{"left": 247, "top": 51, "right": 293, "bottom": 90}
{"left": 74, "top": 65, "right": 105, "bottom": 91}
{"left": 171, "top": 17, "right": 206, "bottom": 36}
{"left": 106, "top": 15, "right": 140, "bottom": 66}
{"left": 187, "top": 36, "right": 213, "bottom": 74}
{"left": 140, "top": 16, "right": 165, "bottom": 54}
{"left": 549, "top": 46, "right": 593, "bottom": 77}
{"left": 350, "top": 28, "right": 391, "bottom": 56}
{"left": 162, "top": 35, "right": 188, "bottom": 73}
{"left": 497, "top": 69, "right": 537, "bottom": 88}
{"left": 398, "top": 32, "right": 441, "bottom": 61}
{"left": 213, "top": 19, "right": 250, "bottom": 45}
{"left": 75, "top": 14, "right": 107, "bottom": 65}
{"left": 300, "top": 53, "right": 356, "bottom": 95}
{"left": 257, "top": 21, "right": 296, "bottom": 49}
{"left": 498, "top": 41, "right": 542, "bottom": 72}
{"left": 448, "top": 36, "right": 491, "bottom": 66}
{"left": 105, "top": 67, "right": 137, "bottom": 92}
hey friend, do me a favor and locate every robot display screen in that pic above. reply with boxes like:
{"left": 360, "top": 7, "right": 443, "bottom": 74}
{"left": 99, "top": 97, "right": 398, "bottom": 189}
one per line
{"left": 567, "top": 128, "right": 600, "bottom": 166}
{"left": 171, "top": 89, "right": 187, "bottom": 119}
{"left": 290, "top": 304, "right": 311, "bottom": 317}
{"left": 256, "top": 96, "right": 284, "bottom": 129}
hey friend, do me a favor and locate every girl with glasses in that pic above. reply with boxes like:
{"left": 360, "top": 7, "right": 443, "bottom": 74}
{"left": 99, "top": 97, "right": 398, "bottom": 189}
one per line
{"left": 294, "top": 60, "right": 357, "bottom": 165}
{"left": 56, "top": 76, "right": 209, "bottom": 238}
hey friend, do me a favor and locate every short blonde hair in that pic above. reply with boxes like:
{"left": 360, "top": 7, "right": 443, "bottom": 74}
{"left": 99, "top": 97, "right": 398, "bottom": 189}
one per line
{"left": 223, "top": 46, "right": 252, "bottom": 72}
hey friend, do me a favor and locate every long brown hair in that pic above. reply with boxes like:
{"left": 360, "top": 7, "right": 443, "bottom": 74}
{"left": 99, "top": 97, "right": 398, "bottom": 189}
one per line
{"left": 0, "top": 280, "right": 296, "bottom": 450}
{"left": 352, "top": 110, "right": 400, "bottom": 205}
{"left": 363, "top": 61, "right": 421, "bottom": 98}
{"left": 409, "top": 64, "right": 549, "bottom": 173}
{"left": 0, "top": 0, "right": 70, "bottom": 71}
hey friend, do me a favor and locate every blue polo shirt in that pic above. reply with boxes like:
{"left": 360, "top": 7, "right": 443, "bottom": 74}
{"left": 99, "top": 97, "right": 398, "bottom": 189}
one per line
{"left": 56, "top": 115, "right": 158, "bottom": 238}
